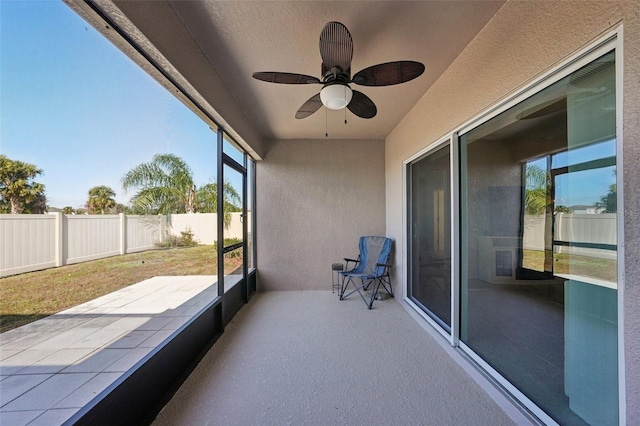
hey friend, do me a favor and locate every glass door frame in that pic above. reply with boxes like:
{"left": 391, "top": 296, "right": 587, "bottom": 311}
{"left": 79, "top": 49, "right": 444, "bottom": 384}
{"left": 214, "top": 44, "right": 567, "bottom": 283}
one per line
{"left": 217, "top": 129, "right": 250, "bottom": 325}
{"left": 404, "top": 134, "right": 458, "bottom": 345}
{"left": 457, "top": 33, "right": 623, "bottom": 425}
{"left": 403, "top": 27, "right": 624, "bottom": 424}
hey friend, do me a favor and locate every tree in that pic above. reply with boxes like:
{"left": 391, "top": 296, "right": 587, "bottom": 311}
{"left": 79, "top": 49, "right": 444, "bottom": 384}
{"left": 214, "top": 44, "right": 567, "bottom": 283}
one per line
{"left": 22, "top": 192, "right": 48, "bottom": 214}
{"left": 0, "top": 155, "right": 47, "bottom": 214}
{"left": 597, "top": 183, "right": 617, "bottom": 213}
{"left": 122, "top": 154, "right": 197, "bottom": 215}
{"left": 62, "top": 206, "right": 75, "bottom": 214}
{"left": 195, "top": 181, "right": 241, "bottom": 228}
{"left": 122, "top": 153, "right": 241, "bottom": 224}
{"left": 113, "top": 203, "right": 132, "bottom": 214}
{"left": 524, "top": 164, "right": 548, "bottom": 215}
{"left": 86, "top": 185, "right": 116, "bottom": 214}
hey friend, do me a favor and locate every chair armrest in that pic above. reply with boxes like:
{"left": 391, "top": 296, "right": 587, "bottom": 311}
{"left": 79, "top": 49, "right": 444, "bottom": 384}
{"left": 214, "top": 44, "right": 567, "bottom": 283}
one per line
{"left": 376, "top": 263, "right": 392, "bottom": 268}
{"left": 344, "top": 258, "right": 358, "bottom": 263}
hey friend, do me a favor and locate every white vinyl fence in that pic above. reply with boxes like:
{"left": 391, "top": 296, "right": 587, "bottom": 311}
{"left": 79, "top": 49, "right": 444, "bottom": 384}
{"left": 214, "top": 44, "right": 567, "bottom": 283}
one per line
{"left": 523, "top": 213, "right": 617, "bottom": 260}
{"left": 166, "top": 212, "right": 244, "bottom": 245}
{"left": 0, "top": 212, "right": 243, "bottom": 277}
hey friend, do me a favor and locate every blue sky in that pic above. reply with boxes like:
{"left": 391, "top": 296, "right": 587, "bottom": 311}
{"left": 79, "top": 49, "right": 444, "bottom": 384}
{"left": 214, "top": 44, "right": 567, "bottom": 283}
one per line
{"left": 0, "top": 1, "right": 613, "bottom": 210}
{"left": 527, "top": 139, "right": 617, "bottom": 207}
{"left": 553, "top": 139, "right": 616, "bottom": 207}
{"left": 1, "top": 0, "right": 227, "bottom": 209}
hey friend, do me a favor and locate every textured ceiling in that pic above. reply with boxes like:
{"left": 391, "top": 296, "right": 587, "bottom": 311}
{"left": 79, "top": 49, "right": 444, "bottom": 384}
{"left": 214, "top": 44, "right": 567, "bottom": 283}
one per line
{"left": 103, "top": 1, "right": 505, "bottom": 142}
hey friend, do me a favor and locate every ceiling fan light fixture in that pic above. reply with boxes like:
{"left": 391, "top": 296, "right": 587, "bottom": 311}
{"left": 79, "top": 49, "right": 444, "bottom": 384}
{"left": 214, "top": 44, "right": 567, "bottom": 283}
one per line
{"left": 320, "top": 84, "right": 353, "bottom": 110}
{"left": 252, "top": 22, "right": 424, "bottom": 120}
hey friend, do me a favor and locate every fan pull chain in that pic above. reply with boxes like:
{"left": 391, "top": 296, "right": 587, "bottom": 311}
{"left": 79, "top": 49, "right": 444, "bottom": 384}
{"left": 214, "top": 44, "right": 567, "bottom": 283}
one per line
{"left": 344, "top": 86, "right": 347, "bottom": 125}
{"left": 325, "top": 107, "right": 328, "bottom": 138}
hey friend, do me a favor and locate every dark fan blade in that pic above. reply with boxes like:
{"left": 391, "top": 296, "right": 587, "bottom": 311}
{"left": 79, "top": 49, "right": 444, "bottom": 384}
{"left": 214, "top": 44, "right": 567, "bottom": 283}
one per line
{"left": 319, "top": 22, "right": 353, "bottom": 73}
{"left": 347, "top": 90, "right": 377, "bottom": 119}
{"left": 352, "top": 61, "right": 425, "bottom": 86}
{"left": 253, "top": 72, "right": 321, "bottom": 85}
{"left": 295, "top": 93, "right": 322, "bottom": 119}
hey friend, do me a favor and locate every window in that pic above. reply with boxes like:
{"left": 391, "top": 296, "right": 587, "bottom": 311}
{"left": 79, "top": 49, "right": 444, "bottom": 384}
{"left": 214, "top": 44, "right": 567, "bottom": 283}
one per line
{"left": 408, "top": 143, "right": 452, "bottom": 329}
{"left": 0, "top": 0, "right": 222, "bottom": 327}
{"left": 460, "top": 50, "right": 618, "bottom": 425}
{"left": 1, "top": 2, "right": 258, "bottom": 422}
{"left": 521, "top": 140, "right": 617, "bottom": 281}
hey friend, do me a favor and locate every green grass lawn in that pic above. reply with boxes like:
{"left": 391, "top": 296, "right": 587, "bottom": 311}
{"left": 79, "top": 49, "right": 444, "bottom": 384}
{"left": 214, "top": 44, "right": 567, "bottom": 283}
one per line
{"left": 522, "top": 250, "right": 617, "bottom": 282}
{"left": 0, "top": 246, "right": 241, "bottom": 333}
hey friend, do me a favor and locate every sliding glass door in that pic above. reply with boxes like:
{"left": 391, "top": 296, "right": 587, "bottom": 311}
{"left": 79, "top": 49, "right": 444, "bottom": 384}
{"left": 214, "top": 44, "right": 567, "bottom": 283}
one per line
{"left": 460, "top": 50, "right": 618, "bottom": 425}
{"left": 218, "top": 133, "right": 251, "bottom": 323}
{"left": 408, "top": 143, "right": 451, "bottom": 330}
{"left": 221, "top": 164, "right": 244, "bottom": 293}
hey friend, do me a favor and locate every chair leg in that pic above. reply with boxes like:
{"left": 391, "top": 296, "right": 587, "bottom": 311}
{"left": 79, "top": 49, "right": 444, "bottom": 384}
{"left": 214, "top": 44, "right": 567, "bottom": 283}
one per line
{"left": 340, "top": 276, "right": 374, "bottom": 308}
{"left": 378, "top": 274, "right": 393, "bottom": 298}
{"left": 367, "top": 279, "right": 380, "bottom": 309}
{"left": 355, "top": 278, "right": 371, "bottom": 307}
{"left": 339, "top": 275, "right": 348, "bottom": 300}
{"left": 366, "top": 274, "right": 393, "bottom": 309}
{"left": 340, "top": 275, "right": 361, "bottom": 301}
{"left": 340, "top": 273, "right": 393, "bottom": 309}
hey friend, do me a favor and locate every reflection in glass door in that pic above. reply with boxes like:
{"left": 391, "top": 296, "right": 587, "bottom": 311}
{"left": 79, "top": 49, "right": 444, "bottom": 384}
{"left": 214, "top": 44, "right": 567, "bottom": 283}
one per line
{"left": 460, "top": 51, "right": 617, "bottom": 425}
{"left": 408, "top": 144, "right": 451, "bottom": 329}
{"left": 222, "top": 164, "right": 244, "bottom": 292}
{"left": 218, "top": 134, "right": 248, "bottom": 324}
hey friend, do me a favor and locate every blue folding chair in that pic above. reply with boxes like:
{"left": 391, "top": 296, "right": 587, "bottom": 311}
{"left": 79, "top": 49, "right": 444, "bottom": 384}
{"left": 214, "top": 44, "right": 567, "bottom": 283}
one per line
{"left": 339, "top": 236, "right": 393, "bottom": 309}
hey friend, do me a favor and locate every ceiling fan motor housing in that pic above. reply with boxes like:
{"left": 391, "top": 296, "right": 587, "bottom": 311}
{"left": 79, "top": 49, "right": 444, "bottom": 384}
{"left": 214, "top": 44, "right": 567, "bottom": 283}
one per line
{"left": 322, "top": 66, "right": 350, "bottom": 83}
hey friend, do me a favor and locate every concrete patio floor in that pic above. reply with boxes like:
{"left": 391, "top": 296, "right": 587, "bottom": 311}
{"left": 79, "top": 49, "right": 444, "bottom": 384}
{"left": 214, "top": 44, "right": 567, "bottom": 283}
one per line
{"left": 0, "top": 275, "right": 221, "bottom": 426}
{"left": 2, "top": 282, "right": 537, "bottom": 426}
{"left": 152, "top": 291, "right": 536, "bottom": 426}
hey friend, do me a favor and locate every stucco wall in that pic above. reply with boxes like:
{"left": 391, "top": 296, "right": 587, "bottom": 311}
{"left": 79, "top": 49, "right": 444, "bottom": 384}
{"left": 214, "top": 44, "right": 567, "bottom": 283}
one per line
{"left": 464, "top": 139, "right": 521, "bottom": 281}
{"left": 385, "top": 0, "right": 639, "bottom": 421}
{"left": 256, "top": 139, "right": 385, "bottom": 291}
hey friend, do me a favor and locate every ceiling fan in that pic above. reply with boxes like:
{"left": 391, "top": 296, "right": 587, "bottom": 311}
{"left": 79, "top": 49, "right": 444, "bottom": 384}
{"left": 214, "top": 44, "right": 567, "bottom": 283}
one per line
{"left": 252, "top": 21, "right": 425, "bottom": 120}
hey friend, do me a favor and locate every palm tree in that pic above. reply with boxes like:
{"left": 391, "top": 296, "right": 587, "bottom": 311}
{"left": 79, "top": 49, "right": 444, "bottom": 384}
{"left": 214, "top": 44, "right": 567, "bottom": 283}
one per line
{"left": 596, "top": 183, "right": 617, "bottom": 213}
{"left": 22, "top": 192, "right": 47, "bottom": 214}
{"left": 196, "top": 181, "right": 241, "bottom": 228}
{"left": 0, "top": 155, "right": 46, "bottom": 214}
{"left": 524, "top": 163, "right": 548, "bottom": 215}
{"left": 122, "top": 154, "right": 241, "bottom": 227}
{"left": 86, "top": 185, "right": 117, "bottom": 214}
{"left": 122, "top": 154, "right": 196, "bottom": 214}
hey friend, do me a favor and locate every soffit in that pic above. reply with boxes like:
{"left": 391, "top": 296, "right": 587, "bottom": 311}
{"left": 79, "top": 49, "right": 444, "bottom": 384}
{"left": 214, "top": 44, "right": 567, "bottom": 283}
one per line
{"left": 104, "top": 1, "right": 505, "bottom": 142}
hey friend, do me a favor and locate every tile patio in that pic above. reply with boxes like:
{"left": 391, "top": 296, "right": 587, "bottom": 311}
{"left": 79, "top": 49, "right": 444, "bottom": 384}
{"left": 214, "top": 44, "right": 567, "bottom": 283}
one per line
{"left": 0, "top": 275, "right": 223, "bottom": 426}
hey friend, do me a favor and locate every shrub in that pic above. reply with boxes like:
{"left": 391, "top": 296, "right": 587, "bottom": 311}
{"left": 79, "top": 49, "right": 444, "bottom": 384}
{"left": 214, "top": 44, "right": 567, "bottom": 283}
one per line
{"left": 180, "top": 228, "right": 197, "bottom": 247}
{"left": 156, "top": 227, "right": 198, "bottom": 248}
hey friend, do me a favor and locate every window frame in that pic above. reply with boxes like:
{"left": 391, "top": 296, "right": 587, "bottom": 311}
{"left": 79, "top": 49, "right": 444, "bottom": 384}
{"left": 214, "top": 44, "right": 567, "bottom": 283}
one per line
{"left": 403, "top": 135, "right": 456, "bottom": 344}
{"left": 402, "top": 26, "right": 625, "bottom": 424}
